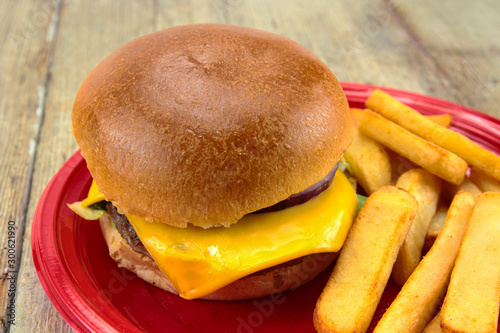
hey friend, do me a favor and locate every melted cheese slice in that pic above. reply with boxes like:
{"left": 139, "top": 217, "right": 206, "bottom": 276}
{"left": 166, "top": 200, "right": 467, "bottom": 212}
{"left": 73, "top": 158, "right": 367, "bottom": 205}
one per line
{"left": 128, "top": 171, "right": 357, "bottom": 299}
{"left": 81, "top": 171, "right": 357, "bottom": 299}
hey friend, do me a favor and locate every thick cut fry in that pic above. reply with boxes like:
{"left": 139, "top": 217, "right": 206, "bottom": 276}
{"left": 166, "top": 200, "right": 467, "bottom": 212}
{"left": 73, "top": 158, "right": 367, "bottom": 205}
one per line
{"left": 344, "top": 109, "right": 391, "bottom": 194}
{"left": 346, "top": 108, "right": 391, "bottom": 194}
{"left": 353, "top": 108, "right": 450, "bottom": 127}
{"left": 344, "top": 133, "right": 391, "bottom": 194}
{"left": 358, "top": 109, "right": 467, "bottom": 185}
{"left": 441, "top": 193, "right": 500, "bottom": 333}
{"left": 314, "top": 186, "right": 418, "bottom": 333}
{"left": 427, "top": 114, "right": 452, "bottom": 128}
{"left": 375, "top": 191, "right": 475, "bottom": 333}
{"left": 349, "top": 108, "right": 365, "bottom": 126}
{"left": 392, "top": 168, "right": 442, "bottom": 286}
{"left": 423, "top": 199, "right": 449, "bottom": 250}
{"left": 469, "top": 167, "right": 500, "bottom": 192}
{"left": 354, "top": 108, "right": 450, "bottom": 185}
{"left": 441, "top": 177, "right": 482, "bottom": 204}
{"left": 366, "top": 89, "right": 500, "bottom": 182}
{"left": 423, "top": 311, "right": 443, "bottom": 333}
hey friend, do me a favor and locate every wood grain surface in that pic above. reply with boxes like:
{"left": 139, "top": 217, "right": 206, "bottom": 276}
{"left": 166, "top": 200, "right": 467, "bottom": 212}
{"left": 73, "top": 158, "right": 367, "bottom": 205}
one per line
{"left": 1, "top": 0, "right": 499, "bottom": 332}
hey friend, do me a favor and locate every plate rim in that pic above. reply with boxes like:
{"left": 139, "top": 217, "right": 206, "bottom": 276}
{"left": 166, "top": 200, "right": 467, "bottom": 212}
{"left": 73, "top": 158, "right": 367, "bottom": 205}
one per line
{"left": 31, "top": 82, "right": 500, "bottom": 333}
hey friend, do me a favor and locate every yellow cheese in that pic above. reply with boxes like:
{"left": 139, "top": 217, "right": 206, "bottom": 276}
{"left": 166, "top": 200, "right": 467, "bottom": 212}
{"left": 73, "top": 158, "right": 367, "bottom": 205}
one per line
{"left": 79, "top": 171, "right": 357, "bottom": 299}
{"left": 126, "top": 171, "right": 357, "bottom": 299}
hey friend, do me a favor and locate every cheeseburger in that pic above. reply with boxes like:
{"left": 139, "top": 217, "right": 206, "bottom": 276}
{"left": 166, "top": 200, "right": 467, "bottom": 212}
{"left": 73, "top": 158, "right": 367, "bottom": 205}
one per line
{"left": 69, "top": 24, "right": 357, "bottom": 300}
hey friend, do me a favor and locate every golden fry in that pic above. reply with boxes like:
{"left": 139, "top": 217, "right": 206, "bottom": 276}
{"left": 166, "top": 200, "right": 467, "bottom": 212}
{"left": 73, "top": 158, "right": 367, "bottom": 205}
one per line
{"left": 392, "top": 168, "right": 442, "bottom": 286}
{"left": 423, "top": 199, "right": 449, "bottom": 251}
{"left": 354, "top": 108, "right": 416, "bottom": 184}
{"left": 314, "top": 186, "right": 418, "bottom": 333}
{"left": 358, "top": 109, "right": 467, "bottom": 185}
{"left": 375, "top": 191, "right": 475, "bottom": 333}
{"left": 469, "top": 167, "right": 500, "bottom": 192}
{"left": 354, "top": 108, "right": 450, "bottom": 127}
{"left": 423, "top": 311, "right": 442, "bottom": 333}
{"left": 366, "top": 89, "right": 500, "bottom": 182}
{"left": 349, "top": 108, "right": 365, "bottom": 127}
{"left": 344, "top": 109, "right": 391, "bottom": 194}
{"left": 441, "top": 193, "right": 500, "bottom": 333}
{"left": 427, "top": 114, "right": 452, "bottom": 128}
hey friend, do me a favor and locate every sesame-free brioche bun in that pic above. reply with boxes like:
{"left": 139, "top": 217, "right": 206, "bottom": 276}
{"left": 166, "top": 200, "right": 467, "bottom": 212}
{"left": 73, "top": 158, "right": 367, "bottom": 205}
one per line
{"left": 99, "top": 214, "right": 337, "bottom": 300}
{"left": 72, "top": 24, "right": 352, "bottom": 228}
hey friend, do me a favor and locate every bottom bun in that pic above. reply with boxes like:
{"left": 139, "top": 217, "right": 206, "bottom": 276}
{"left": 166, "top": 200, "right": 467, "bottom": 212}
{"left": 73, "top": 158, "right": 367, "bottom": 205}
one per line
{"left": 99, "top": 213, "right": 337, "bottom": 300}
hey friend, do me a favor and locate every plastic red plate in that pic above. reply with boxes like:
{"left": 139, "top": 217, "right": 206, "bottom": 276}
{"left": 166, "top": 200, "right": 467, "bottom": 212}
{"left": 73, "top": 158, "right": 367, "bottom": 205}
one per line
{"left": 32, "top": 83, "right": 500, "bottom": 333}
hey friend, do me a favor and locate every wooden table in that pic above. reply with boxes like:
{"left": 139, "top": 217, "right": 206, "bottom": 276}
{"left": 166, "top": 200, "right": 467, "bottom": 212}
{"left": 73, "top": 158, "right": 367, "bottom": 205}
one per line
{"left": 1, "top": 0, "right": 499, "bottom": 332}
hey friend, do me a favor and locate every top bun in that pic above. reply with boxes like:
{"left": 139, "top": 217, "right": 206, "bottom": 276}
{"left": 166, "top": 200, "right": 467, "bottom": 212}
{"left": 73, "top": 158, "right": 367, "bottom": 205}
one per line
{"left": 72, "top": 24, "right": 352, "bottom": 228}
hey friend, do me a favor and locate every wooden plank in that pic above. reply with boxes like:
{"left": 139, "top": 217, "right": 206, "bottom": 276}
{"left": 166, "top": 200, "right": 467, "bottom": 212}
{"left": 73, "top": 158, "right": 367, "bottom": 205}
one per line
{"left": 163, "top": 0, "right": 434, "bottom": 101}
{"left": 189, "top": 0, "right": 426, "bottom": 92}
{"left": 13, "top": 1, "right": 156, "bottom": 332}
{"left": 156, "top": 0, "right": 226, "bottom": 25}
{"left": 197, "top": 0, "right": 499, "bottom": 118}
{"left": 393, "top": 0, "right": 500, "bottom": 117}
{"left": 0, "top": 0, "right": 59, "bottom": 331}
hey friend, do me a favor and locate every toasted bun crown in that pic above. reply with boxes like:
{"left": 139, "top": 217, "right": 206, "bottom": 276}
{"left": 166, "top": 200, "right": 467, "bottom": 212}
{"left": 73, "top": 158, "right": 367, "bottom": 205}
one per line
{"left": 72, "top": 24, "right": 352, "bottom": 228}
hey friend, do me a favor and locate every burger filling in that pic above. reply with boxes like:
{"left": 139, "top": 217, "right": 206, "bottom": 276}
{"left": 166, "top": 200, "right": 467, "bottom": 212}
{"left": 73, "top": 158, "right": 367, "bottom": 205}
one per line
{"left": 106, "top": 203, "right": 152, "bottom": 258}
{"left": 69, "top": 169, "right": 358, "bottom": 299}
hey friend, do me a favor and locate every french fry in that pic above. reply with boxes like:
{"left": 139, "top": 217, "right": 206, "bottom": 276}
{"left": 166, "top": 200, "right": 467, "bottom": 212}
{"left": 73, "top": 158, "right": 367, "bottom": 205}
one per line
{"left": 427, "top": 114, "right": 452, "bottom": 128}
{"left": 427, "top": 179, "right": 480, "bottom": 251}
{"left": 349, "top": 108, "right": 365, "bottom": 126}
{"left": 423, "top": 199, "right": 449, "bottom": 251}
{"left": 352, "top": 108, "right": 450, "bottom": 127}
{"left": 366, "top": 89, "right": 500, "bottom": 182}
{"left": 441, "top": 193, "right": 500, "bottom": 333}
{"left": 374, "top": 191, "right": 475, "bottom": 333}
{"left": 344, "top": 134, "right": 391, "bottom": 194}
{"left": 469, "top": 167, "right": 500, "bottom": 192}
{"left": 441, "top": 177, "right": 482, "bottom": 204}
{"left": 392, "top": 168, "right": 442, "bottom": 286}
{"left": 423, "top": 311, "right": 443, "bottom": 333}
{"left": 358, "top": 109, "right": 467, "bottom": 185}
{"left": 314, "top": 186, "right": 418, "bottom": 333}
{"left": 344, "top": 109, "right": 391, "bottom": 194}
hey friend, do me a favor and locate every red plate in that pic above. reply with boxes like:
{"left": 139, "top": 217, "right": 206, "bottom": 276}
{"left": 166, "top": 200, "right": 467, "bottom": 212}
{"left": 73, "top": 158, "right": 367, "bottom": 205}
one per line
{"left": 32, "top": 83, "right": 500, "bottom": 333}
